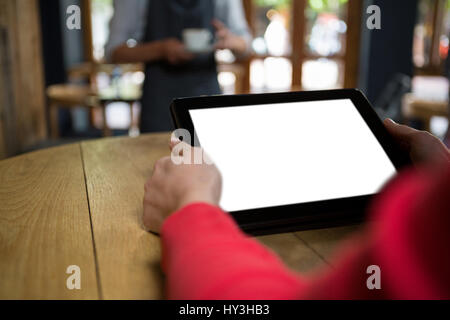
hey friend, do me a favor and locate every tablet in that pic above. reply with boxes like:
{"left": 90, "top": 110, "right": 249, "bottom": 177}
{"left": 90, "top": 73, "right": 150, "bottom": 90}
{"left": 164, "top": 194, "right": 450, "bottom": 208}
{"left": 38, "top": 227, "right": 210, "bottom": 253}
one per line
{"left": 170, "top": 89, "right": 410, "bottom": 235}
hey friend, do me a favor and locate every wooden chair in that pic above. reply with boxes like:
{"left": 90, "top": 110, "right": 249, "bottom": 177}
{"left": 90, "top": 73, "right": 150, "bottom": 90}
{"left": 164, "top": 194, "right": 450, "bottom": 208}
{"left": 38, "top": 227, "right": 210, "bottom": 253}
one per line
{"left": 46, "top": 84, "right": 111, "bottom": 138}
{"left": 46, "top": 62, "right": 143, "bottom": 139}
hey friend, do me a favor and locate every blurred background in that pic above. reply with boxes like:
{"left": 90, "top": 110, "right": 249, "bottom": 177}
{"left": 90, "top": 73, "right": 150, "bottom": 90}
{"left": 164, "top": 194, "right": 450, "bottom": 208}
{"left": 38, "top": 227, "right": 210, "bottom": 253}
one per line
{"left": 0, "top": 0, "right": 449, "bottom": 159}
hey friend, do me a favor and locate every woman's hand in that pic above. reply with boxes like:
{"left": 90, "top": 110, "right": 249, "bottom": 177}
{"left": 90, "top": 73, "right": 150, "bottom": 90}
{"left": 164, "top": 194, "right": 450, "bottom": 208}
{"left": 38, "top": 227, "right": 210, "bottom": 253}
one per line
{"left": 143, "top": 140, "right": 222, "bottom": 234}
{"left": 384, "top": 118, "right": 450, "bottom": 165}
{"left": 162, "top": 38, "right": 194, "bottom": 65}
{"left": 212, "top": 19, "right": 248, "bottom": 55}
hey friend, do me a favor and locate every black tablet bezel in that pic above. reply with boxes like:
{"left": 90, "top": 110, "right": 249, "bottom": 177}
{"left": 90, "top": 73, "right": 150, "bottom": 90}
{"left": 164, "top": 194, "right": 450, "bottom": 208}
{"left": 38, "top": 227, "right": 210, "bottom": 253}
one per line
{"left": 170, "top": 89, "right": 411, "bottom": 235}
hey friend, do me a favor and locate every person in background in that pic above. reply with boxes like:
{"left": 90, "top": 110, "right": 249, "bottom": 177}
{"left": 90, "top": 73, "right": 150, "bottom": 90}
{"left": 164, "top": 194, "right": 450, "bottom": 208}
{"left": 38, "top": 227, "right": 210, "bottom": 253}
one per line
{"left": 105, "top": 0, "right": 251, "bottom": 133}
{"left": 143, "top": 119, "right": 450, "bottom": 299}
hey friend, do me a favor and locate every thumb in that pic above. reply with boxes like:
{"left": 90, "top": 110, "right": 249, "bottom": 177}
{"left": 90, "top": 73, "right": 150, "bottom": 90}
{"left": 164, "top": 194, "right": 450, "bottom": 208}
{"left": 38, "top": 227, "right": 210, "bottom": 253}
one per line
{"left": 169, "top": 136, "right": 182, "bottom": 151}
{"left": 383, "top": 118, "right": 418, "bottom": 143}
{"left": 212, "top": 18, "right": 226, "bottom": 30}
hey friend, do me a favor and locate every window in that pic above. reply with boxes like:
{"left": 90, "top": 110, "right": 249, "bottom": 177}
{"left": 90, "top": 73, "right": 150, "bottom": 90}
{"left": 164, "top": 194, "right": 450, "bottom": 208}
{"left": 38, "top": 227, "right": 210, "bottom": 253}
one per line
{"left": 86, "top": 0, "right": 363, "bottom": 94}
{"left": 90, "top": 0, "right": 114, "bottom": 62}
{"left": 302, "top": 0, "right": 348, "bottom": 90}
{"left": 223, "top": 0, "right": 362, "bottom": 94}
{"left": 413, "top": 0, "right": 450, "bottom": 75}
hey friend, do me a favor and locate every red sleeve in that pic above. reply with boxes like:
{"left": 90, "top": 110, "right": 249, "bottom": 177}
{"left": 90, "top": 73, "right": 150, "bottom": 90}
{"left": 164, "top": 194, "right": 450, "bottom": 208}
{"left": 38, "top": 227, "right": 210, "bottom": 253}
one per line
{"left": 161, "top": 165, "right": 450, "bottom": 300}
{"left": 161, "top": 203, "right": 306, "bottom": 299}
{"left": 303, "top": 165, "right": 450, "bottom": 299}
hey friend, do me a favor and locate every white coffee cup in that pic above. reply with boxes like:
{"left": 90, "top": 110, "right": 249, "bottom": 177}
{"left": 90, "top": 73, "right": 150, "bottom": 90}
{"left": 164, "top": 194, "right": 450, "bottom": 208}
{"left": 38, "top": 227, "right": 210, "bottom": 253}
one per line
{"left": 182, "top": 28, "right": 213, "bottom": 53}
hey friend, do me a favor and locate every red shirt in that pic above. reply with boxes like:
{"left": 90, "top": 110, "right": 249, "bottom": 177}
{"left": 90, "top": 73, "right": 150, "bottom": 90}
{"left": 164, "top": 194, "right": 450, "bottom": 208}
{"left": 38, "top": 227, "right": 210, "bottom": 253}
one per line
{"left": 161, "top": 165, "right": 450, "bottom": 299}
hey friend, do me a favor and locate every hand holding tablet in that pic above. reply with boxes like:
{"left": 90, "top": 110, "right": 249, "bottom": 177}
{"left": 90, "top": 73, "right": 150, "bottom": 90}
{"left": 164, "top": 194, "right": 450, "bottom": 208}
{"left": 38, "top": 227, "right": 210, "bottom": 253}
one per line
{"left": 170, "top": 89, "right": 411, "bottom": 234}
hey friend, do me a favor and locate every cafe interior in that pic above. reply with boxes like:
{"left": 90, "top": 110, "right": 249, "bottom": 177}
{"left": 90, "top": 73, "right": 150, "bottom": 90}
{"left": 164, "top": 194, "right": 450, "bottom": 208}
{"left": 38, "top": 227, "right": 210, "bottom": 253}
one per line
{"left": 1, "top": 0, "right": 449, "bottom": 159}
{"left": 1, "top": 0, "right": 450, "bottom": 301}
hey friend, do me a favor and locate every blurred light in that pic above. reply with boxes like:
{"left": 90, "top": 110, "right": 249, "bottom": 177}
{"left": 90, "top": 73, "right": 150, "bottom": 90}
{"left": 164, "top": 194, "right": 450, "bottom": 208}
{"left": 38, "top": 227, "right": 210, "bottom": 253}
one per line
{"left": 96, "top": 72, "right": 111, "bottom": 90}
{"left": 105, "top": 102, "right": 131, "bottom": 129}
{"left": 250, "top": 58, "right": 293, "bottom": 92}
{"left": 215, "top": 49, "right": 236, "bottom": 63}
{"left": 250, "top": 59, "right": 265, "bottom": 90}
{"left": 413, "top": 25, "right": 426, "bottom": 67}
{"left": 129, "top": 127, "right": 140, "bottom": 137}
{"left": 264, "top": 57, "right": 292, "bottom": 90}
{"left": 131, "top": 71, "right": 145, "bottom": 85}
{"left": 218, "top": 72, "right": 236, "bottom": 86}
{"left": 252, "top": 37, "right": 267, "bottom": 55}
{"left": 430, "top": 116, "right": 449, "bottom": 139}
{"left": 218, "top": 72, "right": 236, "bottom": 95}
{"left": 126, "top": 38, "right": 137, "bottom": 48}
{"left": 308, "top": 14, "right": 344, "bottom": 56}
{"left": 264, "top": 13, "right": 290, "bottom": 56}
{"left": 439, "top": 35, "right": 449, "bottom": 59}
{"left": 91, "top": 0, "right": 114, "bottom": 60}
{"left": 412, "top": 76, "right": 449, "bottom": 102}
{"left": 309, "top": 0, "right": 324, "bottom": 11}
{"left": 339, "top": 20, "right": 347, "bottom": 33}
{"left": 302, "top": 58, "right": 339, "bottom": 90}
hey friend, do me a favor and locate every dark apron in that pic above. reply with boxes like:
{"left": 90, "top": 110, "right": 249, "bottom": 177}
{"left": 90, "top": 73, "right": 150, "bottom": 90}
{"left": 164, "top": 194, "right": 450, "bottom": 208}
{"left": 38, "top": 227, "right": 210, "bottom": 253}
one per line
{"left": 140, "top": 0, "right": 221, "bottom": 133}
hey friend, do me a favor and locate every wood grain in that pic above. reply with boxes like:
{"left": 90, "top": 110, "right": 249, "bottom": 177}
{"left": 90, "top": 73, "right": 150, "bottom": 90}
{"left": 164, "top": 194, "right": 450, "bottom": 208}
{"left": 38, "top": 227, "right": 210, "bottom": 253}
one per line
{"left": 80, "top": 134, "right": 170, "bottom": 299}
{"left": 0, "top": 0, "right": 46, "bottom": 159}
{"left": 295, "top": 225, "right": 362, "bottom": 265}
{"left": 257, "top": 233, "right": 325, "bottom": 274}
{"left": 0, "top": 144, "right": 98, "bottom": 299}
{"left": 344, "top": 0, "right": 363, "bottom": 88}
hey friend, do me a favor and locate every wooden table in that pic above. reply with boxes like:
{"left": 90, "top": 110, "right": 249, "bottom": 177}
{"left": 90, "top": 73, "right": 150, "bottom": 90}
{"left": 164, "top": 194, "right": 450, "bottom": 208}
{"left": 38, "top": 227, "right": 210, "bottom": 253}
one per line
{"left": 0, "top": 133, "right": 360, "bottom": 299}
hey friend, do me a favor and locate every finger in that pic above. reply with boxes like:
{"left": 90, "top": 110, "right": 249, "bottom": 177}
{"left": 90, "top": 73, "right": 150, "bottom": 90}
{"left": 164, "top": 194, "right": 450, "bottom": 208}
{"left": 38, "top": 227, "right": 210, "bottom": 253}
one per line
{"left": 183, "top": 49, "right": 195, "bottom": 57}
{"left": 168, "top": 56, "right": 180, "bottom": 65}
{"left": 212, "top": 18, "right": 226, "bottom": 31}
{"left": 215, "top": 29, "right": 229, "bottom": 38}
{"left": 157, "top": 156, "right": 174, "bottom": 172}
{"left": 180, "top": 53, "right": 195, "bottom": 61}
{"left": 171, "top": 141, "right": 193, "bottom": 159}
{"left": 175, "top": 45, "right": 193, "bottom": 56}
{"left": 143, "top": 179, "right": 155, "bottom": 202}
{"left": 153, "top": 157, "right": 169, "bottom": 173}
{"left": 384, "top": 118, "right": 418, "bottom": 142}
{"left": 143, "top": 184, "right": 160, "bottom": 216}
{"left": 144, "top": 177, "right": 151, "bottom": 191}
{"left": 145, "top": 167, "right": 165, "bottom": 195}
{"left": 171, "top": 39, "right": 185, "bottom": 49}
{"left": 169, "top": 137, "right": 181, "bottom": 150}
{"left": 142, "top": 203, "right": 163, "bottom": 235}
{"left": 214, "top": 40, "right": 227, "bottom": 50}
{"left": 174, "top": 52, "right": 194, "bottom": 63}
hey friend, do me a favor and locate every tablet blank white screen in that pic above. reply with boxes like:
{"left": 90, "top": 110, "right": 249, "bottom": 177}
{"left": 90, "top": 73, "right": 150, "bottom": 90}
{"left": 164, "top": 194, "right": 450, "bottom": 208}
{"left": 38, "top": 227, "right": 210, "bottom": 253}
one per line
{"left": 189, "top": 99, "right": 397, "bottom": 212}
